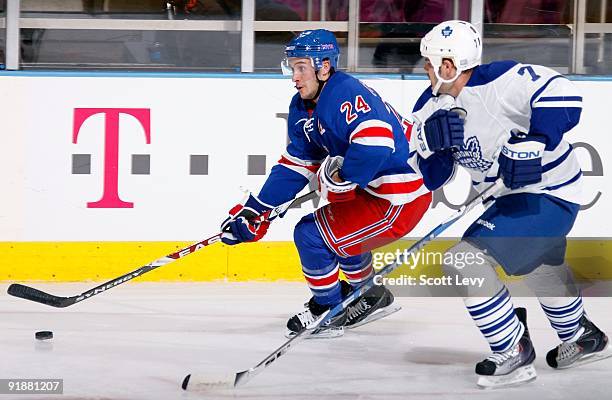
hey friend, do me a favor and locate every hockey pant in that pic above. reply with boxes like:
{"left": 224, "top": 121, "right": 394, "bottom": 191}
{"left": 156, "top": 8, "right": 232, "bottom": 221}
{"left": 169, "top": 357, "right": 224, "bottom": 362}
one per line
{"left": 294, "top": 190, "right": 431, "bottom": 306}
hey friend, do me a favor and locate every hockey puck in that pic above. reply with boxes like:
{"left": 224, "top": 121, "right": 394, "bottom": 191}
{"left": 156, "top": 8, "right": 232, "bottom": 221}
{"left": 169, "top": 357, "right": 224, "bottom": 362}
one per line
{"left": 35, "top": 331, "right": 53, "bottom": 340}
{"left": 181, "top": 372, "right": 236, "bottom": 391}
{"left": 181, "top": 374, "right": 191, "bottom": 390}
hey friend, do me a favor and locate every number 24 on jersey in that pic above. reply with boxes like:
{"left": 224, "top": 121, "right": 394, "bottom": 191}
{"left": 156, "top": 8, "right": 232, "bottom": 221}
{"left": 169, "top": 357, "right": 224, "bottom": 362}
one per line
{"left": 340, "top": 95, "right": 371, "bottom": 124}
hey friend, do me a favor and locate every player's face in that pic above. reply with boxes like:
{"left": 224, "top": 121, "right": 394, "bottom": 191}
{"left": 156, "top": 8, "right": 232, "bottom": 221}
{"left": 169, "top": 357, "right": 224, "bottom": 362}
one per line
{"left": 424, "top": 58, "right": 456, "bottom": 94}
{"left": 423, "top": 59, "right": 437, "bottom": 85}
{"left": 289, "top": 58, "right": 319, "bottom": 99}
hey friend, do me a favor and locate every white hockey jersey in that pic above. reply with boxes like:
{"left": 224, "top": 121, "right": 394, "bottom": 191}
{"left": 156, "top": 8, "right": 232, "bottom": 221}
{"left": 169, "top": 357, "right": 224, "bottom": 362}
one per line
{"left": 411, "top": 61, "right": 586, "bottom": 205}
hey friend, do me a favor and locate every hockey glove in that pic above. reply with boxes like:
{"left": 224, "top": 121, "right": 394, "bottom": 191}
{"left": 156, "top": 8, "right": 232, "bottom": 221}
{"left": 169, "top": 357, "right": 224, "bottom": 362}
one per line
{"left": 416, "top": 108, "right": 466, "bottom": 159}
{"left": 498, "top": 130, "right": 547, "bottom": 190}
{"left": 317, "top": 156, "right": 358, "bottom": 203}
{"left": 220, "top": 193, "right": 272, "bottom": 245}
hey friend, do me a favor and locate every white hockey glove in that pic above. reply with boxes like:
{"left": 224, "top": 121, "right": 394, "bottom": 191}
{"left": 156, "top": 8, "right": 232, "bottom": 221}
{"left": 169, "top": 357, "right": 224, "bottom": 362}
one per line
{"left": 317, "top": 156, "right": 358, "bottom": 203}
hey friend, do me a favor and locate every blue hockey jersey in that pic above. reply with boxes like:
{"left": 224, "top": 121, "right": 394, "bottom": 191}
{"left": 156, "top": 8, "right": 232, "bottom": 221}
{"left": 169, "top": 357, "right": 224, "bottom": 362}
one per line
{"left": 259, "top": 71, "right": 428, "bottom": 206}
{"left": 410, "top": 61, "right": 586, "bottom": 205}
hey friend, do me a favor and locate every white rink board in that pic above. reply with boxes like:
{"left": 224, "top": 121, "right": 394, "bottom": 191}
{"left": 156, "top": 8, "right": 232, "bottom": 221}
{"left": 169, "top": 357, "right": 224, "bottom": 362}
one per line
{"left": 0, "top": 75, "right": 608, "bottom": 241}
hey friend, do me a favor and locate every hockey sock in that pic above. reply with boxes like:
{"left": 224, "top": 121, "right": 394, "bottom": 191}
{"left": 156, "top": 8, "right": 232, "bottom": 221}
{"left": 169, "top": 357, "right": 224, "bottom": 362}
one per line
{"left": 339, "top": 252, "right": 374, "bottom": 288}
{"left": 465, "top": 287, "right": 525, "bottom": 352}
{"left": 302, "top": 261, "right": 341, "bottom": 306}
{"left": 524, "top": 263, "right": 585, "bottom": 341}
{"left": 539, "top": 296, "right": 585, "bottom": 341}
{"left": 294, "top": 214, "right": 342, "bottom": 306}
{"left": 443, "top": 241, "right": 524, "bottom": 352}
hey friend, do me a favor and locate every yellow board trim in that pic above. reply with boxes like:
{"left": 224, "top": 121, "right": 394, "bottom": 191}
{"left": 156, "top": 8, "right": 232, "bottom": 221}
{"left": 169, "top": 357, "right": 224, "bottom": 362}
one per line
{"left": 1, "top": 240, "right": 611, "bottom": 282}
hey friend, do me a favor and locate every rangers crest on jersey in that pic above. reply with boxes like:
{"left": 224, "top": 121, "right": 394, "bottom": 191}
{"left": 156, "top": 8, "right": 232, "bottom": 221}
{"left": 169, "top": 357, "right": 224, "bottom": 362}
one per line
{"left": 303, "top": 117, "right": 316, "bottom": 141}
{"left": 452, "top": 136, "right": 493, "bottom": 172}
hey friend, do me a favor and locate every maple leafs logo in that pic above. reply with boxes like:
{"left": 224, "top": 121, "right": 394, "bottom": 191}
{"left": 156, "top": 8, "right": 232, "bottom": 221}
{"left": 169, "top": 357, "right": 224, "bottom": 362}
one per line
{"left": 452, "top": 136, "right": 493, "bottom": 172}
{"left": 441, "top": 26, "right": 453, "bottom": 38}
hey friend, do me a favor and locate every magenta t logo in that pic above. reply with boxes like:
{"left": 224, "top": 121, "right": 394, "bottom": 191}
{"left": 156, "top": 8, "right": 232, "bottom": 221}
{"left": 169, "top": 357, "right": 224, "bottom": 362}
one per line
{"left": 73, "top": 108, "right": 151, "bottom": 208}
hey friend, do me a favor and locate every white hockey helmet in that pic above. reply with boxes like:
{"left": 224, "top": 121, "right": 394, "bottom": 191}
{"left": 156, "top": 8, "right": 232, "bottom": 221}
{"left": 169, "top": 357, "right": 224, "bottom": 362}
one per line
{"left": 420, "top": 20, "right": 482, "bottom": 94}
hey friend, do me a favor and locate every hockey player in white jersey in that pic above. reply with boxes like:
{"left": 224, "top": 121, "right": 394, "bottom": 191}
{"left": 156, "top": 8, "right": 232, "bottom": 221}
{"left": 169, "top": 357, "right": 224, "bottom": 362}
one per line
{"left": 410, "top": 20, "right": 611, "bottom": 388}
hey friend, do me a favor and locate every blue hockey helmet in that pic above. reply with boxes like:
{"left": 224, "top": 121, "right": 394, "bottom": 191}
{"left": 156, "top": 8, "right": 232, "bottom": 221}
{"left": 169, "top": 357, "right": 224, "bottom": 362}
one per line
{"left": 281, "top": 29, "right": 340, "bottom": 75}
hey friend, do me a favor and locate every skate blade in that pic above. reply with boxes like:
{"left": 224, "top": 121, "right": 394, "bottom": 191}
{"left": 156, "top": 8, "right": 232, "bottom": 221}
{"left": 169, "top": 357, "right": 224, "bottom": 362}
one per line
{"left": 345, "top": 305, "right": 402, "bottom": 329}
{"left": 284, "top": 326, "right": 344, "bottom": 339}
{"left": 556, "top": 341, "right": 612, "bottom": 369}
{"left": 477, "top": 364, "right": 537, "bottom": 389}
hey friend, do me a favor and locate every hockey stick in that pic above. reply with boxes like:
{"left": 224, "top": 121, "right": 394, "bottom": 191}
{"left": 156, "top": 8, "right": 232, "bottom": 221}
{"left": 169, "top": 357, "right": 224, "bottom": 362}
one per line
{"left": 7, "top": 190, "right": 318, "bottom": 308}
{"left": 182, "top": 179, "right": 505, "bottom": 391}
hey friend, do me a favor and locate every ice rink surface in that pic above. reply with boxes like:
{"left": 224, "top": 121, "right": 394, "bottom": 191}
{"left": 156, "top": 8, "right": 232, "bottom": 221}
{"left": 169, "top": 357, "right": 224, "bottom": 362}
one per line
{"left": 2, "top": 282, "right": 611, "bottom": 400}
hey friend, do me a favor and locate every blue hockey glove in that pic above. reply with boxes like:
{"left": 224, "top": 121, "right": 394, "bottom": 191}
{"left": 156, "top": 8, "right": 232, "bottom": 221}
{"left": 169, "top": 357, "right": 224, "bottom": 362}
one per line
{"left": 419, "top": 108, "right": 465, "bottom": 158}
{"left": 498, "top": 131, "right": 547, "bottom": 190}
{"left": 220, "top": 193, "right": 273, "bottom": 245}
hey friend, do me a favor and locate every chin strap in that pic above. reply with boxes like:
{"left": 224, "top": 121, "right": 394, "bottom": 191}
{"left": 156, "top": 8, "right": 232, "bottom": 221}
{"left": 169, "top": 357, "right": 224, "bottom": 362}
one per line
{"left": 431, "top": 66, "right": 463, "bottom": 95}
{"left": 310, "top": 67, "right": 335, "bottom": 101}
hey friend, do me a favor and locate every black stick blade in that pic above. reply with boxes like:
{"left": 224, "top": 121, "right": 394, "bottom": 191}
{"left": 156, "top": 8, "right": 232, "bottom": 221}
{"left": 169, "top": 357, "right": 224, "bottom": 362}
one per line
{"left": 7, "top": 284, "right": 73, "bottom": 308}
{"left": 233, "top": 371, "right": 248, "bottom": 387}
{"left": 181, "top": 374, "right": 191, "bottom": 390}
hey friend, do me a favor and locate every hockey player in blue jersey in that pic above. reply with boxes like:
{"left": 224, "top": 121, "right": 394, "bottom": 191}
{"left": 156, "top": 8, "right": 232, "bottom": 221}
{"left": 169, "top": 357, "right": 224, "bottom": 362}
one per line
{"left": 411, "top": 20, "right": 611, "bottom": 388}
{"left": 220, "top": 29, "right": 432, "bottom": 338}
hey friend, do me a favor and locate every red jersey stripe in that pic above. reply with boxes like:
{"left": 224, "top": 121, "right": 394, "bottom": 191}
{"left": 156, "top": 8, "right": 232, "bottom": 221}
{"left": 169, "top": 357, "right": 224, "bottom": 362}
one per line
{"left": 369, "top": 179, "right": 424, "bottom": 195}
{"left": 278, "top": 156, "right": 320, "bottom": 173}
{"left": 351, "top": 126, "right": 394, "bottom": 140}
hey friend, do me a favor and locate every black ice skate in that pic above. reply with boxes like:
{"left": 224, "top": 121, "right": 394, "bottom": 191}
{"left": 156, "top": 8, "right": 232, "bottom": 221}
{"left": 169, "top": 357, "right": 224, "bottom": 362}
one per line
{"left": 476, "top": 307, "right": 537, "bottom": 389}
{"left": 342, "top": 280, "right": 401, "bottom": 329}
{"left": 285, "top": 296, "right": 347, "bottom": 339}
{"left": 546, "top": 314, "right": 612, "bottom": 369}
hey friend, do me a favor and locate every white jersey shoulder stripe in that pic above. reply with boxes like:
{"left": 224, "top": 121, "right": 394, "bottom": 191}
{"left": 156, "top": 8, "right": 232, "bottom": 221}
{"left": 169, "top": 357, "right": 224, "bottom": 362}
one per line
{"left": 534, "top": 95, "right": 582, "bottom": 109}
{"left": 352, "top": 136, "right": 395, "bottom": 149}
{"left": 533, "top": 101, "right": 583, "bottom": 108}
